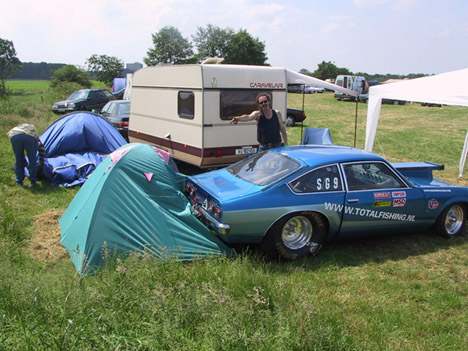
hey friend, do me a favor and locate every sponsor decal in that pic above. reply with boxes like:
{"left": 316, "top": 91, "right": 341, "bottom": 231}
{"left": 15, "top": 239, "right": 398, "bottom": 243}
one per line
{"left": 373, "top": 200, "right": 392, "bottom": 208}
{"left": 393, "top": 198, "right": 406, "bottom": 207}
{"left": 392, "top": 191, "right": 406, "bottom": 198}
{"left": 324, "top": 202, "right": 416, "bottom": 222}
{"left": 250, "top": 82, "right": 284, "bottom": 89}
{"left": 428, "top": 199, "right": 439, "bottom": 209}
{"left": 423, "top": 189, "right": 451, "bottom": 193}
{"left": 374, "top": 192, "right": 391, "bottom": 199}
{"left": 215, "top": 178, "right": 226, "bottom": 186}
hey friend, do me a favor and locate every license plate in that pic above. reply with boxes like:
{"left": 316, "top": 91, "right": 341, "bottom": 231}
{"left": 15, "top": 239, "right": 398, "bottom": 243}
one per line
{"left": 58, "top": 109, "right": 65, "bottom": 113}
{"left": 235, "top": 147, "right": 257, "bottom": 155}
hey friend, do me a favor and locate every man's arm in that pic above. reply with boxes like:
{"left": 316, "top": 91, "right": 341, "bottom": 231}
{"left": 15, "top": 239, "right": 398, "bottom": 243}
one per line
{"left": 230, "top": 111, "right": 259, "bottom": 124}
{"left": 276, "top": 110, "right": 288, "bottom": 145}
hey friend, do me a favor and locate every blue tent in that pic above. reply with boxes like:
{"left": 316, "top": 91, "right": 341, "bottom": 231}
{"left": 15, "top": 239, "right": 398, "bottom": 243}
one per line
{"left": 60, "top": 143, "right": 233, "bottom": 275}
{"left": 112, "top": 78, "right": 126, "bottom": 93}
{"left": 40, "top": 112, "right": 127, "bottom": 187}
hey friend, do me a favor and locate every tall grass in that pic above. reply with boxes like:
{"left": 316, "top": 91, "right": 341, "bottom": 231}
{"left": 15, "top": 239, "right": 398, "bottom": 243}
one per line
{"left": 1, "top": 84, "right": 468, "bottom": 350}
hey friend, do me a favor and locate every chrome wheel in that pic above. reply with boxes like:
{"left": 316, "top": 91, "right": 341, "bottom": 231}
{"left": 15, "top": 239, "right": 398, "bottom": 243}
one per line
{"left": 444, "top": 205, "right": 465, "bottom": 235}
{"left": 281, "top": 216, "right": 312, "bottom": 250}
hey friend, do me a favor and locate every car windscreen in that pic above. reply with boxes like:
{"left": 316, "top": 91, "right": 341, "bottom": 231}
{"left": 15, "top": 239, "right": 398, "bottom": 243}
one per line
{"left": 227, "top": 151, "right": 300, "bottom": 186}
{"left": 68, "top": 91, "right": 88, "bottom": 100}
{"left": 101, "top": 102, "right": 117, "bottom": 114}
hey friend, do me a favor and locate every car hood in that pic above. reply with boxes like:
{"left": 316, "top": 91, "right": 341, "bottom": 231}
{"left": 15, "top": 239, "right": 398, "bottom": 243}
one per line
{"left": 189, "top": 168, "right": 263, "bottom": 202}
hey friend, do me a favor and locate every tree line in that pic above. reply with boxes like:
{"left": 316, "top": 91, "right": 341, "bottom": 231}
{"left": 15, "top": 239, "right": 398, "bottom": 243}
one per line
{"left": 1, "top": 26, "right": 427, "bottom": 98}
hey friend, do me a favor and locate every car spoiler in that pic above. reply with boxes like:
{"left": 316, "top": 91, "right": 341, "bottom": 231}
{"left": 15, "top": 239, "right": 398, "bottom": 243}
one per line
{"left": 391, "top": 162, "right": 444, "bottom": 181}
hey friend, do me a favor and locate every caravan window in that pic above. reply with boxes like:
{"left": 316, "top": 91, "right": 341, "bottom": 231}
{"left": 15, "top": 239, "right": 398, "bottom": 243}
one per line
{"left": 178, "top": 91, "right": 194, "bottom": 119}
{"left": 220, "top": 90, "right": 273, "bottom": 120}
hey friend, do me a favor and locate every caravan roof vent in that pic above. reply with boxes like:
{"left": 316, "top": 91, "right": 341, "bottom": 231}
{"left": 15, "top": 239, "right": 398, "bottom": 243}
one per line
{"left": 202, "top": 57, "right": 225, "bottom": 64}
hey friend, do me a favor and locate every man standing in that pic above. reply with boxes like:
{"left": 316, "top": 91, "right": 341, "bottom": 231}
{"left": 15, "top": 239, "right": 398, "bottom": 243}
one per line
{"left": 230, "top": 93, "right": 288, "bottom": 152}
{"left": 7, "top": 123, "right": 40, "bottom": 187}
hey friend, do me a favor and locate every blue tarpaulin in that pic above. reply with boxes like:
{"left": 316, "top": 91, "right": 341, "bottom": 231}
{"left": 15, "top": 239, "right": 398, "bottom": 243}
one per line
{"left": 39, "top": 112, "right": 127, "bottom": 186}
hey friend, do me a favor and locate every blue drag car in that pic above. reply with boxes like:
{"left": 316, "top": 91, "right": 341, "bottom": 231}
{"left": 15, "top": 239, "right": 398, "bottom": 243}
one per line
{"left": 186, "top": 145, "right": 467, "bottom": 260}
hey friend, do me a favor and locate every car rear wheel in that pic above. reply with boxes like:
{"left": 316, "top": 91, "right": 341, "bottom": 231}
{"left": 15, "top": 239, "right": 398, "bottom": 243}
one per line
{"left": 286, "top": 114, "right": 295, "bottom": 127}
{"left": 435, "top": 203, "right": 466, "bottom": 238}
{"left": 262, "top": 212, "right": 327, "bottom": 260}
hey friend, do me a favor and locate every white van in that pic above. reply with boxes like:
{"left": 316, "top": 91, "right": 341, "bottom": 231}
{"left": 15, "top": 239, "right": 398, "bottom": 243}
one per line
{"left": 334, "top": 75, "right": 369, "bottom": 102}
{"left": 128, "top": 62, "right": 357, "bottom": 168}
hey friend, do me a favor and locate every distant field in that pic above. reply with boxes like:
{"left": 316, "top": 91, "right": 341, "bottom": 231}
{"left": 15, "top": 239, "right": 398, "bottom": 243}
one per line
{"left": 6, "top": 79, "right": 50, "bottom": 91}
{"left": 1, "top": 81, "right": 468, "bottom": 351}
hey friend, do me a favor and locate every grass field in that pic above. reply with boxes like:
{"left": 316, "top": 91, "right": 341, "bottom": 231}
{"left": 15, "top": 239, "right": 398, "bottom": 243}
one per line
{"left": 1, "top": 81, "right": 468, "bottom": 350}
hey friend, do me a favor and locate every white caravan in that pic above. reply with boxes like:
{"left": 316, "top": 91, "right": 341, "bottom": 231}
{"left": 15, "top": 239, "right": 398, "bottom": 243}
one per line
{"left": 129, "top": 62, "right": 356, "bottom": 168}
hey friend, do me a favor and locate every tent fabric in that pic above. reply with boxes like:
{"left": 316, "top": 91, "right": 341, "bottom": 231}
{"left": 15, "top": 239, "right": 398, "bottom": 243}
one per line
{"left": 301, "top": 128, "right": 333, "bottom": 145}
{"left": 364, "top": 68, "right": 468, "bottom": 177}
{"left": 39, "top": 112, "right": 127, "bottom": 186}
{"left": 285, "top": 69, "right": 359, "bottom": 97}
{"left": 112, "top": 78, "right": 126, "bottom": 93}
{"left": 60, "top": 143, "right": 233, "bottom": 275}
{"left": 365, "top": 68, "right": 468, "bottom": 152}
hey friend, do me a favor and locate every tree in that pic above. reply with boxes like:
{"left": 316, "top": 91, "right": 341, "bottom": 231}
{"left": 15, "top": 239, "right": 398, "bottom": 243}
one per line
{"left": 224, "top": 29, "right": 268, "bottom": 66}
{"left": 224, "top": 30, "right": 268, "bottom": 65}
{"left": 312, "top": 61, "right": 352, "bottom": 80}
{"left": 49, "top": 65, "right": 91, "bottom": 89}
{"left": 0, "top": 38, "right": 22, "bottom": 98}
{"left": 86, "top": 54, "right": 124, "bottom": 86}
{"left": 192, "top": 24, "right": 234, "bottom": 61}
{"left": 299, "top": 68, "right": 313, "bottom": 76}
{"left": 144, "top": 26, "right": 194, "bottom": 66}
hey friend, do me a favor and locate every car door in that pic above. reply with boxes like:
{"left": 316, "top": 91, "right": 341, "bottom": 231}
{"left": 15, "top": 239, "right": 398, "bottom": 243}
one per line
{"left": 288, "top": 164, "right": 346, "bottom": 237}
{"left": 93, "top": 91, "right": 108, "bottom": 110}
{"left": 338, "top": 161, "right": 427, "bottom": 238}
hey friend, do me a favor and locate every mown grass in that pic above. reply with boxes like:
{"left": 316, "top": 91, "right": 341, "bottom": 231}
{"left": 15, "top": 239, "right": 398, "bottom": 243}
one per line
{"left": 1, "top": 83, "right": 468, "bottom": 350}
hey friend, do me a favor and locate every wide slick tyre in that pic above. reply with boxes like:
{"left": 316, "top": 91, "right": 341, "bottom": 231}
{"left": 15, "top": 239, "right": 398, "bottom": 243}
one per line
{"left": 435, "top": 203, "right": 466, "bottom": 238}
{"left": 262, "top": 212, "right": 327, "bottom": 260}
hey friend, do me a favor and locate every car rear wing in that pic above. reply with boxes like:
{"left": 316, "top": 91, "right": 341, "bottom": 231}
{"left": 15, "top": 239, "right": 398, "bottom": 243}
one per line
{"left": 391, "top": 162, "right": 444, "bottom": 181}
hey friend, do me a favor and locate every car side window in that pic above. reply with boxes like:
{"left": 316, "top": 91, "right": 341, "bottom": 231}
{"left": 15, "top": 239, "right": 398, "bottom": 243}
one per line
{"left": 343, "top": 162, "right": 406, "bottom": 191}
{"left": 290, "top": 165, "right": 342, "bottom": 193}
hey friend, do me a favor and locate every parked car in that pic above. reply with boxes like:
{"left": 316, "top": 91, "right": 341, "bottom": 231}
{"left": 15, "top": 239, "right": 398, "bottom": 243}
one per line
{"left": 112, "top": 88, "right": 126, "bottom": 100}
{"left": 421, "top": 103, "right": 442, "bottom": 107}
{"left": 287, "top": 84, "right": 304, "bottom": 93}
{"left": 186, "top": 145, "right": 467, "bottom": 260}
{"left": 52, "top": 89, "right": 115, "bottom": 114}
{"left": 382, "top": 99, "right": 406, "bottom": 105}
{"left": 304, "top": 85, "right": 325, "bottom": 94}
{"left": 285, "top": 107, "right": 307, "bottom": 127}
{"left": 100, "top": 100, "right": 130, "bottom": 140}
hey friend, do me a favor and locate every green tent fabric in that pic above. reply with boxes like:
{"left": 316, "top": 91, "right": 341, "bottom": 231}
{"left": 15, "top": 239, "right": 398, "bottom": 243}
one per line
{"left": 60, "top": 143, "right": 233, "bottom": 275}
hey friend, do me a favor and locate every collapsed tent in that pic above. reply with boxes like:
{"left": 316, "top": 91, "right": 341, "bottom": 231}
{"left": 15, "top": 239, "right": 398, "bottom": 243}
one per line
{"left": 40, "top": 112, "right": 127, "bottom": 186}
{"left": 60, "top": 143, "right": 233, "bottom": 275}
{"left": 365, "top": 68, "right": 468, "bottom": 176}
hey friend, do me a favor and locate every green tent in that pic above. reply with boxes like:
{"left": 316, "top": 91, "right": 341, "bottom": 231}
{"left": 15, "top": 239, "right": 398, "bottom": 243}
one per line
{"left": 60, "top": 143, "right": 233, "bottom": 275}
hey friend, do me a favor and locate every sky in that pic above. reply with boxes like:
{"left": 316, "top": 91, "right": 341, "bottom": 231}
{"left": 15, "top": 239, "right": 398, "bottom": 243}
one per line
{"left": 2, "top": 0, "right": 468, "bottom": 75}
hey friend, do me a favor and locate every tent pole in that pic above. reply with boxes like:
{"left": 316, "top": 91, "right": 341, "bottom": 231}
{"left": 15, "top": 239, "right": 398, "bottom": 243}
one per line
{"left": 354, "top": 99, "right": 359, "bottom": 147}
{"left": 300, "top": 85, "right": 305, "bottom": 143}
